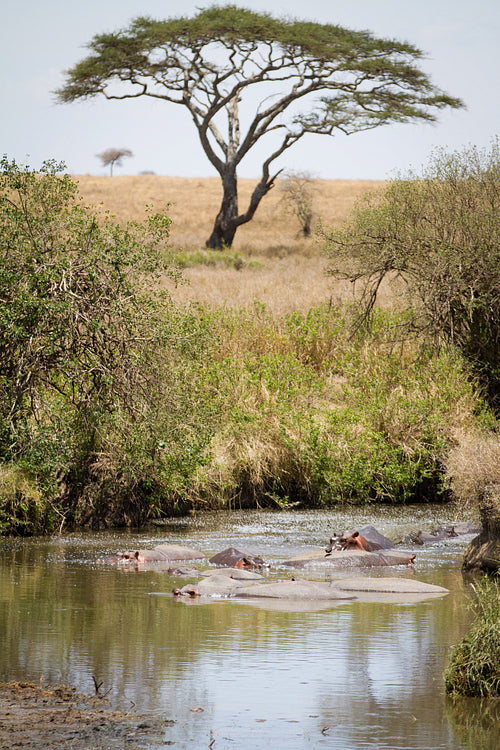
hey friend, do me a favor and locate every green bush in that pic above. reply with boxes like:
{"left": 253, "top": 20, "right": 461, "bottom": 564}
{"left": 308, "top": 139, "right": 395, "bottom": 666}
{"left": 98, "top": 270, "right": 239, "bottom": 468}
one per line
{"left": 0, "top": 159, "right": 215, "bottom": 532}
{"left": 323, "top": 139, "right": 500, "bottom": 410}
{"left": 445, "top": 578, "right": 500, "bottom": 698}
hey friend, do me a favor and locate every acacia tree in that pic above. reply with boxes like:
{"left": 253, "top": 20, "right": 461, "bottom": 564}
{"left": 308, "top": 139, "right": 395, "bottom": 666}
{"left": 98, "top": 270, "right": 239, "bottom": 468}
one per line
{"left": 56, "top": 4, "right": 463, "bottom": 249}
{"left": 280, "top": 171, "right": 315, "bottom": 237}
{"left": 96, "top": 147, "right": 133, "bottom": 175}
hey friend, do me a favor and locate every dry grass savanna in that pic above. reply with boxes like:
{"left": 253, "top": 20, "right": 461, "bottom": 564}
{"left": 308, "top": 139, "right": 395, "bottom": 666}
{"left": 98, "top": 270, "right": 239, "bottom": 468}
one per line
{"left": 75, "top": 175, "right": 386, "bottom": 315}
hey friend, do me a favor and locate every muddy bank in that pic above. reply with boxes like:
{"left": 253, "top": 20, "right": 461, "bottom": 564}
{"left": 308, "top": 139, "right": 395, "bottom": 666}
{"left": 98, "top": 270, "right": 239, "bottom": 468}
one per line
{"left": 0, "top": 682, "right": 173, "bottom": 749}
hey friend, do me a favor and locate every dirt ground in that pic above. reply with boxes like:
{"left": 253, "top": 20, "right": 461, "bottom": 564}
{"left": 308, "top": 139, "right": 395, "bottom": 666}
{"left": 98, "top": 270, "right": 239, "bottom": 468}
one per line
{"left": 0, "top": 682, "right": 174, "bottom": 749}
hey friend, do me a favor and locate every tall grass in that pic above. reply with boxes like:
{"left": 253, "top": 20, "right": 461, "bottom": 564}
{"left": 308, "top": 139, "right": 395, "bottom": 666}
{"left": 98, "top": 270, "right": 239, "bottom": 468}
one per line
{"left": 180, "top": 303, "right": 484, "bottom": 509}
{"left": 445, "top": 577, "right": 500, "bottom": 698}
{"left": 446, "top": 433, "right": 500, "bottom": 514}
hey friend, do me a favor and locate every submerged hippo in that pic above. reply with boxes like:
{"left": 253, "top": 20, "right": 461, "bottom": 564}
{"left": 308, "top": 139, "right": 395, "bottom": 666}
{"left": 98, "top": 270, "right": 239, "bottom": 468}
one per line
{"left": 325, "top": 525, "right": 394, "bottom": 554}
{"left": 173, "top": 567, "right": 266, "bottom": 598}
{"left": 401, "top": 521, "right": 481, "bottom": 546}
{"left": 209, "top": 547, "right": 268, "bottom": 569}
{"left": 284, "top": 548, "right": 415, "bottom": 568}
{"left": 98, "top": 544, "right": 206, "bottom": 565}
{"left": 173, "top": 570, "right": 449, "bottom": 604}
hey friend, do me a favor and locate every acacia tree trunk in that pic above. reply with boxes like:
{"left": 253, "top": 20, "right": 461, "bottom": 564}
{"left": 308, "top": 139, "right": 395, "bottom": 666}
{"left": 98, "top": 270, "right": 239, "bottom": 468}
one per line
{"left": 206, "top": 165, "right": 281, "bottom": 250}
{"left": 206, "top": 169, "right": 239, "bottom": 249}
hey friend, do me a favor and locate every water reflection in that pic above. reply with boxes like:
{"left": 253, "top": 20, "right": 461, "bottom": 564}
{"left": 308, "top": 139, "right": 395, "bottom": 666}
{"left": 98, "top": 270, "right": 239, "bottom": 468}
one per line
{"left": 0, "top": 507, "right": 492, "bottom": 749}
{"left": 446, "top": 697, "right": 500, "bottom": 750}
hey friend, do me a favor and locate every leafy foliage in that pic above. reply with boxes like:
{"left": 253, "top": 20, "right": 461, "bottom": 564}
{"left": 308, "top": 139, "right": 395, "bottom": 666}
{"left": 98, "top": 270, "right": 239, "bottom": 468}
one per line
{"left": 0, "top": 159, "right": 214, "bottom": 532}
{"left": 0, "top": 157, "right": 170, "bottom": 439}
{"left": 323, "top": 139, "right": 500, "bottom": 409}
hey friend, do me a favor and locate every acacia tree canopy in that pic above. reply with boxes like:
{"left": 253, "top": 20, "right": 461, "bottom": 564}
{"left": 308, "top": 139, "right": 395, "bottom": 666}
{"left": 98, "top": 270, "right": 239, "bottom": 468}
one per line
{"left": 56, "top": 4, "right": 464, "bottom": 248}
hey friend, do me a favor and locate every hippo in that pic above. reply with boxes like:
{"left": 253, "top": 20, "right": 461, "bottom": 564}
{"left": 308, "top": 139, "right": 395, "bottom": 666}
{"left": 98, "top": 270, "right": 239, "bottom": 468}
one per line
{"left": 173, "top": 568, "right": 266, "bottom": 598}
{"left": 209, "top": 547, "right": 268, "bottom": 569}
{"left": 235, "top": 579, "right": 357, "bottom": 601}
{"left": 401, "top": 522, "right": 481, "bottom": 546}
{"left": 97, "top": 544, "right": 206, "bottom": 566}
{"left": 133, "top": 545, "right": 206, "bottom": 562}
{"left": 325, "top": 525, "right": 394, "bottom": 554}
{"left": 284, "top": 548, "right": 415, "bottom": 568}
{"left": 172, "top": 570, "right": 449, "bottom": 604}
{"left": 173, "top": 574, "right": 251, "bottom": 598}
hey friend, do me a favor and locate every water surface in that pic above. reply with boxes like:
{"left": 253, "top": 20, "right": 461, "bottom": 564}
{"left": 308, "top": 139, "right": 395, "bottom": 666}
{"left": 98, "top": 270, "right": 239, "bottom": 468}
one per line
{"left": 0, "top": 506, "right": 494, "bottom": 749}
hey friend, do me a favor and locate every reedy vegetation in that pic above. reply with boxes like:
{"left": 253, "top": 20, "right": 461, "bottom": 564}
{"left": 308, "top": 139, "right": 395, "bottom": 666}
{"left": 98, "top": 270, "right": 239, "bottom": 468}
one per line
{"left": 0, "top": 149, "right": 498, "bottom": 534}
{"left": 445, "top": 577, "right": 500, "bottom": 698}
{"left": 187, "top": 303, "right": 483, "bottom": 509}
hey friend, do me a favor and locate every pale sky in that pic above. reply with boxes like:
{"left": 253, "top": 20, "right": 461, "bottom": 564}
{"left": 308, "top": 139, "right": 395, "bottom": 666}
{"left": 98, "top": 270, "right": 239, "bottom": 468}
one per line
{"left": 1, "top": 0, "right": 499, "bottom": 179}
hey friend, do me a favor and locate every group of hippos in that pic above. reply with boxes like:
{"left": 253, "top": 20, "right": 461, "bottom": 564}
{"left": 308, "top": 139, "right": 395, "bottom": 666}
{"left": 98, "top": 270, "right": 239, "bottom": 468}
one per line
{"left": 97, "top": 521, "right": 480, "bottom": 604}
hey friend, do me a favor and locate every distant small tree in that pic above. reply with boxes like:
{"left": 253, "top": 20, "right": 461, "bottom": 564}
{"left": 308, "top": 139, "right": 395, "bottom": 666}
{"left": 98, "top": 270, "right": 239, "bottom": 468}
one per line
{"left": 280, "top": 171, "right": 315, "bottom": 237}
{"left": 96, "top": 147, "right": 133, "bottom": 176}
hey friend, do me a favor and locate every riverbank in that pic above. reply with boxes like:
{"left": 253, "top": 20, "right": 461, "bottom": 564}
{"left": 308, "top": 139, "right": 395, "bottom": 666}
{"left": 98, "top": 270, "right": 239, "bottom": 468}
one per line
{"left": 0, "top": 681, "right": 172, "bottom": 749}
{"left": 0, "top": 169, "right": 497, "bottom": 534}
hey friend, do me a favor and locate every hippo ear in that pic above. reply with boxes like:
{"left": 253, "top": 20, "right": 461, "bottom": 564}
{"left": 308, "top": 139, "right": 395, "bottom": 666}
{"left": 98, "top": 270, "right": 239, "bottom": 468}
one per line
{"left": 352, "top": 531, "right": 360, "bottom": 538}
{"left": 134, "top": 551, "right": 140, "bottom": 560}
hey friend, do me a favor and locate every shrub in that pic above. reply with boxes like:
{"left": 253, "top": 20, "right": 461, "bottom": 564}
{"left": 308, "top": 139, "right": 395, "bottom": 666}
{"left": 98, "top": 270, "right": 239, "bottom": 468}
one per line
{"left": 445, "top": 577, "right": 500, "bottom": 698}
{"left": 279, "top": 171, "right": 316, "bottom": 237}
{"left": 0, "top": 158, "right": 214, "bottom": 531}
{"left": 323, "top": 139, "right": 500, "bottom": 410}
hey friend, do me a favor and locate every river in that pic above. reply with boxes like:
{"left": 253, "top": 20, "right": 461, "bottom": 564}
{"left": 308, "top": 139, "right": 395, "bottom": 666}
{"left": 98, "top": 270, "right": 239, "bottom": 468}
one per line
{"left": 0, "top": 505, "right": 497, "bottom": 749}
